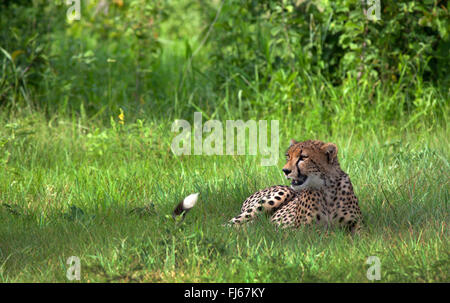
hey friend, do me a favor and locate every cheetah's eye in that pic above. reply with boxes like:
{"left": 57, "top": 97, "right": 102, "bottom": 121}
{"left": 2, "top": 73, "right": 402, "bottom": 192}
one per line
{"left": 300, "top": 154, "right": 308, "bottom": 160}
{"left": 285, "top": 153, "right": 290, "bottom": 160}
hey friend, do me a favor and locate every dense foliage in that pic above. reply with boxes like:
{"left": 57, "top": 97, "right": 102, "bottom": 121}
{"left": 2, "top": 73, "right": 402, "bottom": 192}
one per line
{"left": 210, "top": 0, "right": 449, "bottom": 84}
{"left": 0, "top": 0, "right": 448, "bottom": 128}
{"left": 0, "top": 1, "right": 448, "bottom": 283}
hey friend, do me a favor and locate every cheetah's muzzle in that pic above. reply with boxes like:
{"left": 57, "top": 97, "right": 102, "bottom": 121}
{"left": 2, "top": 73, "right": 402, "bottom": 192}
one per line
{"left": 291, "top": 174, "right": 307, "bottom": 186}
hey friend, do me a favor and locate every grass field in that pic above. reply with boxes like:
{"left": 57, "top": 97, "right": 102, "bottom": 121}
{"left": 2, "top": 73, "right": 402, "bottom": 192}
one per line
{"left": 0, "top": 0, "right": 449, "bottom": 283}
{"left": 0, "top": 111, "right": 448, "bottom": 282}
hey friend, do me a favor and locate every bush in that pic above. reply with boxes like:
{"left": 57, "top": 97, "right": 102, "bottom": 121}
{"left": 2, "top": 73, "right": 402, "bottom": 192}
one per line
{"left": 209, "top": 0, "right": 449, "bottom": 85}
{"left": 0, "top": 0, "right": 447, "bottom": 127}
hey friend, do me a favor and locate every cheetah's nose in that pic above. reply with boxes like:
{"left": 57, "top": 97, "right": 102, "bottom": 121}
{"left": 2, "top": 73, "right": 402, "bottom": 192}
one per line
{"left": 282, "top": 168, "right": 291, "bottom": 175}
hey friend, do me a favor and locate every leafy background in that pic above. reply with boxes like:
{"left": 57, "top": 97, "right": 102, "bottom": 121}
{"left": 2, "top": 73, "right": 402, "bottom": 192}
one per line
{"left": 0, "top": 0, "right": 448, "bottom": 282}
{"left": 1, "top": 0, "right": 448, "bottom": 127}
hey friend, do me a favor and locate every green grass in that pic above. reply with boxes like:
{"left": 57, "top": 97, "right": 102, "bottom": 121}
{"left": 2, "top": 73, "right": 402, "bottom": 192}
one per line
{"left": 0, "top": 0, "right": 448, "bottom": 283}
{"left": 0, "top": 112, "right": 448, "bottom": 282}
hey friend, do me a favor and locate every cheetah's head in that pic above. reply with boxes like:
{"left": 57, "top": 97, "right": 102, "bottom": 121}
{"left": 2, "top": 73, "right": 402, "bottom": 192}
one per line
{"left": 282, "top": 140, "right": 339, "bottom": 191}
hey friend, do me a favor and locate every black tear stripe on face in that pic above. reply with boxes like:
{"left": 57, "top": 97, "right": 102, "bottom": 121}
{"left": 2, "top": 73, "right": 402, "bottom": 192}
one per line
{"left": 295, "top": 151, "right": 302, "bottom": 176}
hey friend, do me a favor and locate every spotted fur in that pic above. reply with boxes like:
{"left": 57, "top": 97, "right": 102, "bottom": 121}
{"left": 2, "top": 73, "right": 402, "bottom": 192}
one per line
{"left": 228, "top": 140, "right": 363, "bottom": 234}
{"left": 229, "top": 185, "right": 296, "bottom": 225}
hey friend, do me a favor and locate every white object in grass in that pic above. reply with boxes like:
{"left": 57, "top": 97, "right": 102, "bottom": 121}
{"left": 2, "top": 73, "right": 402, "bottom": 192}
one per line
{"left": 182, "top": 193, "right": 199, "bottom": 210}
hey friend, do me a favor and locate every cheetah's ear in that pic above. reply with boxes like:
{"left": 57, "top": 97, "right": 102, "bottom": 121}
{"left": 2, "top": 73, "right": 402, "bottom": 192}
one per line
{"left": 322, "top": 143, "right": 338, "bottom": 163}
{"left": 289, "top": 139, "right": 298, "bottom": 147}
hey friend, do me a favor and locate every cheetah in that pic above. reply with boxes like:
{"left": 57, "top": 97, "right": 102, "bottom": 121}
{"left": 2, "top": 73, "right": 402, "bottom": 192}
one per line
{"left": 228, "top": 139, "right": 362, "bottom": 233}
